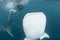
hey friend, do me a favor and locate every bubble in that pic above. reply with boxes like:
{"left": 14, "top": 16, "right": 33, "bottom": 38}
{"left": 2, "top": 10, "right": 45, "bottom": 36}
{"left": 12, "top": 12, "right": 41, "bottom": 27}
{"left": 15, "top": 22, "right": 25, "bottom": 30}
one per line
{"left": 6, "top": 2, "right": 14, "bottom": 9}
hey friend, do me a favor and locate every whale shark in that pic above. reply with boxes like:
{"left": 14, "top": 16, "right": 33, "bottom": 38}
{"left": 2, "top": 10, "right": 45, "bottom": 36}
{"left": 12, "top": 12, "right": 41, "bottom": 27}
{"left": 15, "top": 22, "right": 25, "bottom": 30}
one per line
{"left": 23, "top": 12, "right": 49, "bottom": 40}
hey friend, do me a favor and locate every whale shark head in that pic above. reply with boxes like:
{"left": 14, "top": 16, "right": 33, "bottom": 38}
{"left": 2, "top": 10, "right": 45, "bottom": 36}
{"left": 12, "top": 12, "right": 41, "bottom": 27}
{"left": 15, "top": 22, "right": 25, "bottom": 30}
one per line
{"left": 23, "top": 12, "right": 49, "bottom": 40}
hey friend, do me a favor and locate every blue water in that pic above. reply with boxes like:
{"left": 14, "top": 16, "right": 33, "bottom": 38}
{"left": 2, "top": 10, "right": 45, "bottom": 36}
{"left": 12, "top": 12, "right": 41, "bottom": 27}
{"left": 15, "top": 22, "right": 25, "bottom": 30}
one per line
{"left": 0, "top": 0, "right": 60, "bottom": 40}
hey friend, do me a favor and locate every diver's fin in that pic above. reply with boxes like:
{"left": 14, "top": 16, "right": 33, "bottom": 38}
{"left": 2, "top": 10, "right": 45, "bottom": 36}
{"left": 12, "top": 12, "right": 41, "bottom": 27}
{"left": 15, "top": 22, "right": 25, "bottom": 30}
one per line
{"left": 0, "top": 25, "right": 14, "bottom": 37}
{"left": 6, "top": 30, "right": 14, "bottom": 37}
{"left": 7, "top": 19, "right": 12, "bottom": 32}
{"left": 40, "top": 32, "right": 49, "bottom": 40}
{"left": 0, "top": 24, "right": 14, "bottom": 37}
{"left": 6, "top": 19, "right": 14, "bottom": 37}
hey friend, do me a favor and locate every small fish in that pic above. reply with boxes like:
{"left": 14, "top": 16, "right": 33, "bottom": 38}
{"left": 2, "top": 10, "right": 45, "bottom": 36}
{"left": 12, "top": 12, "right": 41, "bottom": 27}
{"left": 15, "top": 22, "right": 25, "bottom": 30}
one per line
{"left": 0, "top": 19, "right": 14, "bottom": 37}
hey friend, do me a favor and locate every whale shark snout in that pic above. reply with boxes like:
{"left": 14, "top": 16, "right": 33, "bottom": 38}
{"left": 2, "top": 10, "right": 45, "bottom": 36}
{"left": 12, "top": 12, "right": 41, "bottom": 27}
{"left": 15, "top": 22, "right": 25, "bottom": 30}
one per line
{"left": 23, "top": 12, "right": 49, "bottom": 40}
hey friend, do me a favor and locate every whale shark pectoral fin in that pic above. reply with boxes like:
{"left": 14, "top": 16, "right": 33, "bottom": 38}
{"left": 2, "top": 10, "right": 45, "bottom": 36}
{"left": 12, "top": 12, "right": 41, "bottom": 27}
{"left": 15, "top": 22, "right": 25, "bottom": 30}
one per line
{"left": 6, "top": 30, "right": 14, "bottom": 37}
{"left": 40, "top": 32, "right": 49, "bottom": 40}
{"left": 24, "top": 37, "right": 35, "bottom": 40}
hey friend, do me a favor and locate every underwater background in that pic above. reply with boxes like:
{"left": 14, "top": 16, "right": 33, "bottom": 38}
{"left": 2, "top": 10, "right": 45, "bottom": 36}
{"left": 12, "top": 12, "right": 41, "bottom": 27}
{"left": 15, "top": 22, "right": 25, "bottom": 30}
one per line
{"left": 0, "top": 0, "right": 60, "bottom": 40}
